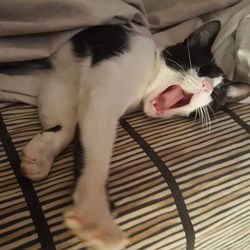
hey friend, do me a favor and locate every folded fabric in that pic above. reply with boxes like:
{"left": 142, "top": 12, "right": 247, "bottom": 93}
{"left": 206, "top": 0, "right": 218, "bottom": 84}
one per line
{"left": 1, "top": 0, "right": 250, "bottom": 105}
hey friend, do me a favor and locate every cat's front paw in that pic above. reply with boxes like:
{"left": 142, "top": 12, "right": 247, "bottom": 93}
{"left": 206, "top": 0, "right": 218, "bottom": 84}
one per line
{"left": 20, "top": 134, "right": 53, "bottom": 181}
{"left": 64, "top": 208, "right": 129, "bottom": 250}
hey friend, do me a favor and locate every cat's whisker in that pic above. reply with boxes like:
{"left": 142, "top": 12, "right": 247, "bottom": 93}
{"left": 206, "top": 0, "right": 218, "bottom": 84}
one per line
{"left": 185, "top": 75, "right": 201, "bottom": 90}
{"left": 184, "top": 75, "right": 196, "bottom": 87}
{"left": 172, "top": 70, "right": 186, "bottom": 81}
{"left": 163, "top": 62, "right": 194, "bottom": 89}
{"left": 164, "top": 57, "right": 199, "bottom": 86}
{"left": 197, "top": 108, "right": 201, "bottom": 125}
{"left": 199, "top": 107, "right": 205, "bottom": 128}
{"left": 202, "top": 107, "right": 207, "bottom": 129}
{"left": 193, "top": 109, "right": 200, "bottom": 123}
{"left": 187, "top": 42, "right": 203, "bottom": 90}
{"left": 163, "top": 60, "right": 187, "bottom": 83}
{"left": 208, "top": 104, "right": 216, "bottom": 117}
{"left": 187, "top": 41, "right": 194, "bottom": 74}
{"left": 165, "top": 57, "right": 186, "bottom": 75}
{"left": 188, "top": 76, "right": 201, "bottom": 88}
{"left": 196, "top": 64, "right": 204, "bottom": 75}
{"left": 164, "top": 57, "right": 202, "bottom": 92}
{"left": 204, "top": 106, "right": 211, "bottom": 132}
{"left": 203, "top": 109, "right": 208, "bottom": 131}
{"left": 208, "top": 116, "right": 212, "bottom": 133}
{"left": 164, "top": 49, "right": 173, "bottom": 56}
{"left": 210, "top": 57, "right": 216, "bottom": 64}
{"left": 169, "top": 64, "right": 199, "bottom": 88}
{"left": 194, "top": 110, "right": 198, "bottom": 122}
{"left": 201, "top": 107, "right": 210, "bottom": 132}
{"left": 207, "top": 108, "right": 212, "bottom": 131}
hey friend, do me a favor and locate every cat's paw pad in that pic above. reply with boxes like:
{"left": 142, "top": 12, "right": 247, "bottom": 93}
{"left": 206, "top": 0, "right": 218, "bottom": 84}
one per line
{"left": 20, "top": 135, "right": 53, "bottom": 181}
{"left": 64, "top": 210, "right": 129, "bottom": 250}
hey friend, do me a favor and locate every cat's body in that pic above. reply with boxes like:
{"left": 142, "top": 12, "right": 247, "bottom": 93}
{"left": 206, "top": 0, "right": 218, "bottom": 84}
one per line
{"left": 2, "top": 21, "right": 250, "bottom": 250}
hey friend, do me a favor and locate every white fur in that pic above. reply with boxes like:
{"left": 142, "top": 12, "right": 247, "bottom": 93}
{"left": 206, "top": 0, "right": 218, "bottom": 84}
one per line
{"left": 17, "top": 31, "right": 220, "bottom": 249}
{"left": 227, "top": 85, "right": 244, "bottom": 98}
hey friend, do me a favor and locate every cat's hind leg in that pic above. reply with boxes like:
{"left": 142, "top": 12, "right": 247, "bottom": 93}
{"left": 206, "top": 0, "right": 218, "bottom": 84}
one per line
{"left": 21, "top": 77, "right": 77, "bottom": 181}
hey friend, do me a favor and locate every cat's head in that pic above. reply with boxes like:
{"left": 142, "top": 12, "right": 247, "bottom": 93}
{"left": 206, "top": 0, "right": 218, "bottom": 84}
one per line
{"left": 143, "top": 21, "right": 250, "bottom": 121}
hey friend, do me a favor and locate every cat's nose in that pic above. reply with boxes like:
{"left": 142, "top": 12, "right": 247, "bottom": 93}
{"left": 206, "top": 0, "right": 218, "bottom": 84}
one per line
{"left": 202, "top": 80, "right": 213, "bottom": 93}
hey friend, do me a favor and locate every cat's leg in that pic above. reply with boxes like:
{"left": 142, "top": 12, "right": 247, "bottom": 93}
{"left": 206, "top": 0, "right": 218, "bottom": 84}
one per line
{"left": 64, "top": 87, "right": 128, "bottom": 250}
{"left": 21, "top": 78, "right": 77, "bottom": 181}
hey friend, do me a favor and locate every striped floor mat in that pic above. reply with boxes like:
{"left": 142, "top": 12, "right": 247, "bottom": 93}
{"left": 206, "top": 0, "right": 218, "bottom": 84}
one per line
{"left": 0, "top": 103, "right": 249, "bottom": 250}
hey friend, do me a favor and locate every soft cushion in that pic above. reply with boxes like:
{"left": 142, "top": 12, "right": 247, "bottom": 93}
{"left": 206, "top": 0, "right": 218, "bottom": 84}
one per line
{"left": 0, "top": 103, "right": 249, "bottom": 250}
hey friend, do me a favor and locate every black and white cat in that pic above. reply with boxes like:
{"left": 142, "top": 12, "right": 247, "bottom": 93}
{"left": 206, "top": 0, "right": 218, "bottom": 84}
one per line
{"left": 3, "top": 21, "right": 250, "bottom": 249}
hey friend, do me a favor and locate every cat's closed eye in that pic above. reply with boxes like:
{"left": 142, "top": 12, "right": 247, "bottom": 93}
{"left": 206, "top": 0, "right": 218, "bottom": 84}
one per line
{"left": 197, "top": 63, "right": 222, "bottom": 78}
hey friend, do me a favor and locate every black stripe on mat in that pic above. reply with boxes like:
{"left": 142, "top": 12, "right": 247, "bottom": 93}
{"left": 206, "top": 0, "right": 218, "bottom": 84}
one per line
{"left": 223, "top": 107, "right": 250, "bottom": 134}
{"left": 120, "top": 118, "right": 195, "bottom": 250}
{"left": 0, "top": 113, "right": 56, "bottom": 250}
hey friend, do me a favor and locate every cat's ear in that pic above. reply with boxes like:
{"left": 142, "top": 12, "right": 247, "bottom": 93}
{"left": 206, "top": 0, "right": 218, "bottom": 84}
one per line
{"left": 221, "top": 81, "right": 250, "bottom": 104}
{"left": 187, "top": 21, "right": 221, "bottom": 49}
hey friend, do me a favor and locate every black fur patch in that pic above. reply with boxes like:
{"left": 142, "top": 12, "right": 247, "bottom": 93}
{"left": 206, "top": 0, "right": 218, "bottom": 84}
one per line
{"left": 0, "top": 58, "right": 52, "bottom": 75}
{"left": 71, "top": 25, "right": 130, "bottom": 66}
{"left": 163, "top": 44, "right": 223, "bottom": 79}
{"left": 73, "top": 125, "right": 84, "bottom": 181}
{"left": 44, "top": 125, "right": 62, "bottom": 133}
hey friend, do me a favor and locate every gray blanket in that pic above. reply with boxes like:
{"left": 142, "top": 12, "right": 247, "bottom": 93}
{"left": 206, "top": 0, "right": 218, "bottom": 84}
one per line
{"left": 1, "top": 0, "right": 250, "bottom": 105}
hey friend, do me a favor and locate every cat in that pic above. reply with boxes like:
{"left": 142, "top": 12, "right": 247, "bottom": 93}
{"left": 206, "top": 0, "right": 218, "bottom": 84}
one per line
{"left": 2, "top": 21, "right": 250, "bottom": 250}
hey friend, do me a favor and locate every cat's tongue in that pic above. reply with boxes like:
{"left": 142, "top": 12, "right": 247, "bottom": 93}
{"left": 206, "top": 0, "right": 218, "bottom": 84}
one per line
{"left": 153, "top": 86, "right": 185, "bottom": 112}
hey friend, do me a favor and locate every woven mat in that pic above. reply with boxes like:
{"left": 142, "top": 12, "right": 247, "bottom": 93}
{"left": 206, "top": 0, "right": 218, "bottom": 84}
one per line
{"left": 0, "top": 103, "right": 249, "bottom": 250}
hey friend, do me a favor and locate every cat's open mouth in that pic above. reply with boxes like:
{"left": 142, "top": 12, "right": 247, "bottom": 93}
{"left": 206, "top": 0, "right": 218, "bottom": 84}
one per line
{"left": 152, "top": 85, "right": 193, "bottom": 113}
